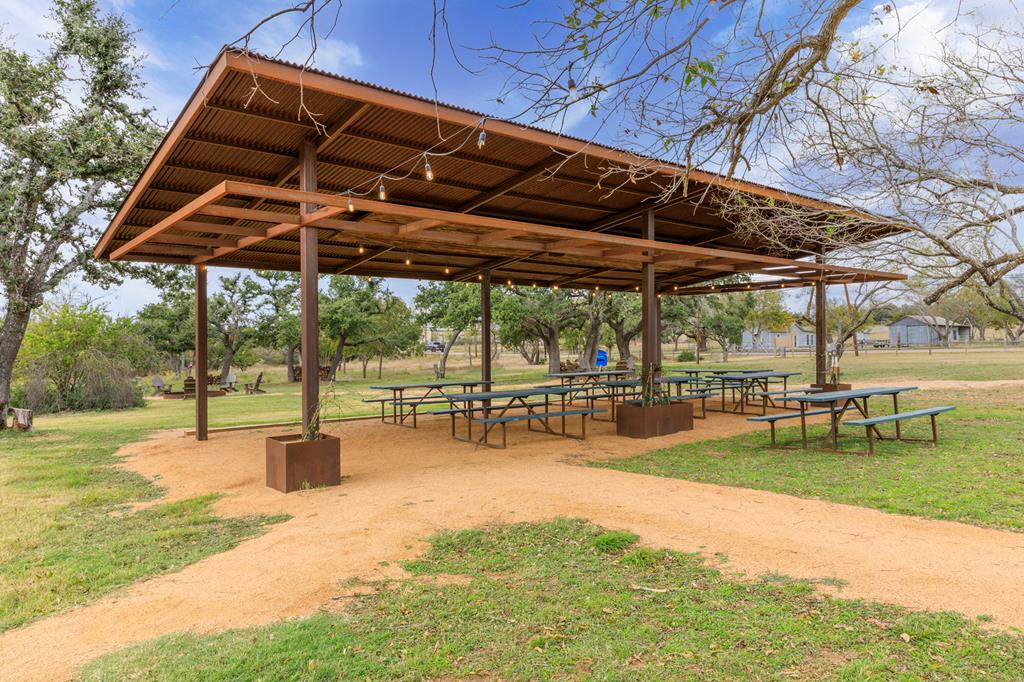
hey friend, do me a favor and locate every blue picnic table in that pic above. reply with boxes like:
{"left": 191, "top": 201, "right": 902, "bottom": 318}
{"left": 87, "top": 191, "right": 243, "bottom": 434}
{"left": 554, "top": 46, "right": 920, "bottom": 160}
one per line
{"left": 586, "top": 376, "right": 717, "bottom": 420}
{"left": 365, "top": 379, "right": 492, "bottom": 428}
{"left": 778, "top": 386, "right": 918, "bottom": 450}
{"left": 436, "top": 385, "right": 598, "bottom": 448}
{"left": 704, "top": 371, "right": 801, "bottom": 414}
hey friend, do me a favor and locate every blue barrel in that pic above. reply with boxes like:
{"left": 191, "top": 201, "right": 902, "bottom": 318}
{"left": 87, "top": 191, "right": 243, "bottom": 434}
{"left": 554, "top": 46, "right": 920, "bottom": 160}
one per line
{"left": 596, "top": 349, "right": 608, "bottom": 367}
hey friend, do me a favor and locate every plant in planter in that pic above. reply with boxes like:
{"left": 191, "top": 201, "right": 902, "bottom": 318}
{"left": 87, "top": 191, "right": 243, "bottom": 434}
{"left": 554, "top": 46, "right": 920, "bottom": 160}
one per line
{"left": 265, "top": 383, "right": 342, "bottom": 493}
{"left": 616, "top": 364, "right": 694, "bottom": 438}
{"left": 811, "top": 348, "right": 852, "bottom": 392}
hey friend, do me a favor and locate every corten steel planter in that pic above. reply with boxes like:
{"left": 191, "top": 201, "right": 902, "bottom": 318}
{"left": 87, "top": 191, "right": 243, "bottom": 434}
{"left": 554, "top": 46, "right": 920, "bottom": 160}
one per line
{"left": 811, "top": 383, "right": 852, "bottom": 392}
{"left": 265, "top": 433, "right": 341, "bottom": 493}
{"left": 616, "top": 402, "right": 693, "bottom": 439}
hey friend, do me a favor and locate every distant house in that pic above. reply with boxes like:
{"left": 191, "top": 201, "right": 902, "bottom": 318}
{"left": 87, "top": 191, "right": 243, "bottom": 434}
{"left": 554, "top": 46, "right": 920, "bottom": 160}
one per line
{"left": 771, "top": 322, "right": 817, "bottom": 350}
{"left": 741, "top": 329, "right": 787, "bottom": 351}
{"left": 888, "top": 316, "right": 972, "bottom": 346}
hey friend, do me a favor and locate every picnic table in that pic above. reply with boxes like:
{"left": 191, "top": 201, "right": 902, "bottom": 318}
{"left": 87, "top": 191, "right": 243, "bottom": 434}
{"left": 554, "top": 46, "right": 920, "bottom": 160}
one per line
{"left": 705, "top": 371, "right": 801, "bottom": 414}
{"left": 436, "top": 386, "right": 600, "bottom": 448}
{"left": 545, "top": 369, "right": 630, "bottom": 388}
{"left": 587, "top": 376, "right": 716, "bottom": 421}
{"left": 366, "top": 380, "right": 492, "bottom": 427}
{"left": 778, "top": 386, "right": 918, "bottom": 450}
{"left": 671, "top": 368, "right": 772, "bottom": 377}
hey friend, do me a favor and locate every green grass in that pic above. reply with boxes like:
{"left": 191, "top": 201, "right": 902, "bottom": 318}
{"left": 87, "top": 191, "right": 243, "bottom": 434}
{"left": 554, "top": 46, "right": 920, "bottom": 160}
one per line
{"left": 0, "top": 418, "right": 287, "bottom": 632}
{"left": 595, "top": 385, "right": 1024, "bottom": 531}
{"left": 80, "top": 519, "right": 1024, "bottom": 681}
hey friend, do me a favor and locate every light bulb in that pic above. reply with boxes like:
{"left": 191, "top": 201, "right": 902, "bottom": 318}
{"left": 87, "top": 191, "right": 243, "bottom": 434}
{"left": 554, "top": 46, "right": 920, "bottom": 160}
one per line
{"left": 553, "top": 285, "right": 559, "bottom": 290}
{"left": 405, "top": 258, "right": 411, "bottom": 265}
{"left": 347, "top": 194, "right": 354, "bottom": 212}
{"left": 358, "top": 245, "right": 365, "bottom": 254}
{"left": 507, "top": 279, "right": 512, "bottom": 286}
{"left": 477, "top": 274, "right": 483, "bottom": 280}
{"left": 378, "top": 181, "right": 386, "bottom": 201}
{"left": 424, "top": 160, "right": 434, "bottom": 182}
{"left": 567, "top": 77, "right": 577, "bottom": 99}
{"left": 477, "top": 130, "right": 486, "bottom": 148}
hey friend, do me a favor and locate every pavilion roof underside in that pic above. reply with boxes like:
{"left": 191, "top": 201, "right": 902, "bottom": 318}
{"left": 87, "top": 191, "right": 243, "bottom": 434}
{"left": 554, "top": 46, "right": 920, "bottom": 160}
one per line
{"left": 95, "top": 50, "right": 904, "bottom": 293}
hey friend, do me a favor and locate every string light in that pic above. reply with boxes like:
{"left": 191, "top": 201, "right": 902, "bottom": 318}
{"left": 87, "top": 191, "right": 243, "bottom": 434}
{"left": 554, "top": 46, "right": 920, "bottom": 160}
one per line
{"left": 444, "top": 267, "right": 450, "bottom": 275}
{"left": 673, "top": 285, "right": 679, "bottom": 291}
{"left": 347, "top": 193, "right": 354, "bottom": 213}
{"left": 378, "top": 180, "right": 386, "bottom": 201}
{"left": 477, "top": 274, "right": 483, "bottom": 280}
{"left": 423, "top": 156, "right": 434, "bottom": 182}
{"left": 405, "top": 258, "right": 411, "bottom": 266}
{"left": 567, "top": 62, "right": 577, "bottom": 99}
{"left": 477, "top": 123, "right": 487, "bottom": 149}
{"left": 532, "top": 282, "right": 537, "bottom": 288}
{"left": 507, "top": 279, "right": 513, "bottom": 286}
{"left": 553, "top": 284, "right": 559, "bottom": 290}
{"left": 358, "top": 245, "right": 365, "bottom": 254}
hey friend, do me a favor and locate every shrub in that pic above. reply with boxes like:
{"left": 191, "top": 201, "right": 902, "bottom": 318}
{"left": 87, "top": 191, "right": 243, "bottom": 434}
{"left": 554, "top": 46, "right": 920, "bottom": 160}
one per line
{"left": 677, "top": 350, "right": 696, "bottom": 362}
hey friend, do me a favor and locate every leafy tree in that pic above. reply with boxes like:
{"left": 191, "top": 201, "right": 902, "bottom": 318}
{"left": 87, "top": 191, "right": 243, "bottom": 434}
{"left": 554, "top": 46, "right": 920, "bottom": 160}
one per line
{"left": 604, "top": 293, "right": 643, "bottom": 369}
{"left": 660, "top": 296, "right": 699, "bottom": 355}
{"left": 253, "top": 270, "right": 300, "bottom": 380}
{"left": 320, "top": 275, "right": 382, "bottom": 380}
{"left": 414, "top": 282, "right": 480, "bottom": 378}
{"left": 703, "top": 293, "right": 755, "bottom": 362}
{"left": 352, "top": 293, "right": 420, "bottom": 379}
{"left": 577, "top": 291, "right": 610, "bottom": 370}
{"left": 495, "top": 288, "right": 579, "bottom": 374}
{"left": 135, "top": 270, "right": 195, "bottom": 377}
{"left": 208, "top": 274, "right": 264, "bottom": 377}
{"left": 16, "top": 301, "right": 151, "bottom": 411}
{"left": 745, "top": 291, "right": 793, "bottom": 341}
{"left": 0, "top": 0, "right": 162, "bottom": 426}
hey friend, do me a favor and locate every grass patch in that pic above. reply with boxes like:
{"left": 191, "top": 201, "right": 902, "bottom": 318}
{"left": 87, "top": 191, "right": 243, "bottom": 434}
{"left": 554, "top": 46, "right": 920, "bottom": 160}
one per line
{"left": 593, "top": 530, "right": 639, "bottom": 553}
{"left": 0, "top": 418, "right": 285, "bottom": 632}
{"left": 80, "top": 519, "right": 1024, "bottom": 680}
{"left": 595, "top": 386, "right": 1024, "bottom": 531}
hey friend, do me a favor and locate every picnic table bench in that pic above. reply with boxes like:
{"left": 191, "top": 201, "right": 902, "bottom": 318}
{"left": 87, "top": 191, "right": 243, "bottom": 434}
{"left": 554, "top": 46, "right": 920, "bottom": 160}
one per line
{"left": 845, "top": 405, "right": 956, "bottom": 454}
{"left": 707, "top": 371, "right": 801, "bottom": 414}
{"left": 476, "top": 408, "right": 606, "bottom": 448}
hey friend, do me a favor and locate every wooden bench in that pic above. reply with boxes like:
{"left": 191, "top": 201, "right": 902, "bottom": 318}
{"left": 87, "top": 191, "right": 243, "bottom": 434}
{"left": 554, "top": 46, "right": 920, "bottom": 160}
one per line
{"left": 747, "top": 408, "right": 840, "bottom": 447}
{"left": 475, "top": 408, "right": 606, "bottom": 448}
{"left": 244, "top": 372, "right": 265, "bottom": 395}
{"left": 7, "top": 407, "right": 34, "bottom": 432}
{"left": 844, "top": 406, "right": 956, "bottom": 454}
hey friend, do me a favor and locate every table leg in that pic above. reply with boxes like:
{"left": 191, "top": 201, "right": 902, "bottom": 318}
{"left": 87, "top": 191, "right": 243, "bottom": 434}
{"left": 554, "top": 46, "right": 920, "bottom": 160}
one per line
{"left": 800, "top": 402, "right": 808, "bottom": 448}
{"left": 893, "top": 393, "right": 902, "bottom": 441}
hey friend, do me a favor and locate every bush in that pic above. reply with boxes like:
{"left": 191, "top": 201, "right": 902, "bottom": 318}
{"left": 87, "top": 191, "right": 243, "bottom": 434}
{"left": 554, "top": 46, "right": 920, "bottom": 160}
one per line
{"left": 676, "top": 350, "right": 696, "bottom": 362}
{"left": 17, "top": 352, "right": 144, "bottom": 414}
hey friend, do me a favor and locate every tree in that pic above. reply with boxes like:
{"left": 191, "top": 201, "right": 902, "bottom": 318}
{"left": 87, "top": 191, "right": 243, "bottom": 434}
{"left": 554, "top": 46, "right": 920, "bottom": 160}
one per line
{"left": 724, "top": 9, "right": 1024, "bottom": 304}
{"left": 16, "top": 301, "right": 151, "bottom": 412}
{"left": 414, "top": 282, "right": 480, "bottom": 378}
{"left": 253, "top": 270, "right": 300, "bottom": 380}
{"left": 744, "top": 291, "right": 793, "bottom": 348}
{"left": 577, "top": 291, "right": 610, "bottom": 371}
{"left": 703, "top": 294, "right": 754, "bottom": 362}
{"left": 208, "top": 274, "right": 264, "bottom": 377}
{"left": 320, "top": 275, "right": 382, "bottom": 380}
{"left": 494, "top": 288, "right": 579, "bottom": 374}
{"left": 135, "top": 268, "right": 195, "bottom": 377}
{"left": 353, "top": 293, "right": 420, "bottom": 379}
{"left": 0, "top": 0, "right": 162, "bottom": 427}
{"left": 604, "top": 293, "right": 643, "bottom": 369}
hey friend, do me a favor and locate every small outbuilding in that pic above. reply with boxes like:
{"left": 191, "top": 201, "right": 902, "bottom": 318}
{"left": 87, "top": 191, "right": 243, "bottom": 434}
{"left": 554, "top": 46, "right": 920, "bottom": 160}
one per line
{"left": 888, "top": 316, "right": 971, "bottom": 347}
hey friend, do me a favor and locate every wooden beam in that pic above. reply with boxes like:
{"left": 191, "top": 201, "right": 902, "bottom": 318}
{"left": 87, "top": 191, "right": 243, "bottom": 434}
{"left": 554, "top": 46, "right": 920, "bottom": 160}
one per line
{"left": 335, "top": 246, "right": 393, "bottom": 274}
{"left": 641, "top": 210, "right": 658, "bottom": 375}
{"left": 457, "top": 155, "right": 560, "bottom": 212}
{"left": 299, "top": 140, "right": 320, "bottom": 436}
{"left": 195, "top": 264, "right": 208, "bottom": 441}
{"left": 481, "top": 271, "right": 492, "bottom": 390}
{"left": 110, "top": 182, "right": 229, "bottom": 260}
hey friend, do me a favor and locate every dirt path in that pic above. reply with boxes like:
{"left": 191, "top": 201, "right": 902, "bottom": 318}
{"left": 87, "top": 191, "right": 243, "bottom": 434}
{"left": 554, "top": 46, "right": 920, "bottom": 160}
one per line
{"left": 4, "top": 409, "right": 1024, "bottom": 681}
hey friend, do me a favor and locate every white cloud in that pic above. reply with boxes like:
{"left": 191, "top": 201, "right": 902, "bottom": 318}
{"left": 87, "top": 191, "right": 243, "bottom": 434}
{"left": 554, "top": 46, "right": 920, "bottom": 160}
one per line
{"left": 246, "top": 16, "right": 363, "bottom": 73}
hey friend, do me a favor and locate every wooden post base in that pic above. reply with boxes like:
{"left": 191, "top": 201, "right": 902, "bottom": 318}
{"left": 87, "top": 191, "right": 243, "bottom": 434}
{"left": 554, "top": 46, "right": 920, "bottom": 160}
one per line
{"left": 616, "top": 402, "right": 693, "bottom": 438}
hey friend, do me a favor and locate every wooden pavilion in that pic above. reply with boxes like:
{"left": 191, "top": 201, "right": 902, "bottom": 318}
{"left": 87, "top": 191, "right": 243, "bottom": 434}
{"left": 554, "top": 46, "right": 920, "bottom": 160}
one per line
{"left": 94, "top": 49, "right": 904, "bottom": 441}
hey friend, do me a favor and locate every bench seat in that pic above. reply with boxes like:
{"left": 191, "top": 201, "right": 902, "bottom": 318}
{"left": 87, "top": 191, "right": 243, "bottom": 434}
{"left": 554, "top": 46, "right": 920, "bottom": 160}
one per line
{"left": 747, "top": 407, "right": 839, "bottom": 423}
{"left": 844, "top": 405, "right": 955, "bottom": 427}
{"left": 431, "top": 401, "right": 549, "bottom": 416}
{"left": 750, "top": 388, "right": 823, "bottom": 398}
{"left": 476, "top": 408, "right": 604, "bottom": 425}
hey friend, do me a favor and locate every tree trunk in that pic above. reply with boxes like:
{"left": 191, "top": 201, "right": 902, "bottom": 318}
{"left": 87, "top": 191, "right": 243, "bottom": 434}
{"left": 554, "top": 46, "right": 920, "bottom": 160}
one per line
{"left": 361, "top": 356, "right": 370, "bottom": 378}
{"left": 579, "top": 312, "right": 602, "bottom": 371}
{"left": 0, "top": 306, "right": 32, "bottom": 430}
{"left": 377, "top": 353, "right": 384, "bottom": 379}
{"left": 437, "top": 329, "right": 462, "bottom": 379}
{"left": 542, "top": 329, "right": 561, "bottom": 374}
{"left": 219, "top": 338, "right": 235, "bottom": 378}
{"left": 719, "top": 340, "right": 730, "bottom": 362}
{"left": 287, "top": 344, "right": 298, "bottom": 382}
{"left": 328, "top": 334, "right": 347, "bottom": 381}
{"left": 613, "top": 328, "right": 634, "bottom": 370}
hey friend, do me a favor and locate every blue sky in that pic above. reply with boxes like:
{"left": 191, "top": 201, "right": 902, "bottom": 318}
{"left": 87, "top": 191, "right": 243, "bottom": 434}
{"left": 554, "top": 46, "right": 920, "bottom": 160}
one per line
{"left": 0, "top": 0, "right": 990, "bottom": 315}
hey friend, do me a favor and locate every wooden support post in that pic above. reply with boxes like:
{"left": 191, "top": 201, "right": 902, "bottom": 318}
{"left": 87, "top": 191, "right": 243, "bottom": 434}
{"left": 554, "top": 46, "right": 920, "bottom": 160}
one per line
{"left": 815, "top": 255, "right": 827, "bottom": 385}
{"left": 641, "top": 210, "right": 658, "bottom": 375}
{"left": 480, "top": 271, "right": 492, "bottom": 388}
{"left": 195, "top": 263, "right": 208, "bottom": 441}
{"left": 299, "top": 139, "right": 320, "bottom": 436}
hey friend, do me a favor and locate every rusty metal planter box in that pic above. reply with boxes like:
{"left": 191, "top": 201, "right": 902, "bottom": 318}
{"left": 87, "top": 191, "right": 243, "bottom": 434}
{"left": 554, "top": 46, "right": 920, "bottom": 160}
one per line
{"left": 811, "top": 383, "right": 853, "bottom": 392}
{"left": 616, "top": 402, "right": 693, "bottom": 439}
{"left": 265, "top": 433, "right": 341, "bottom": 493}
